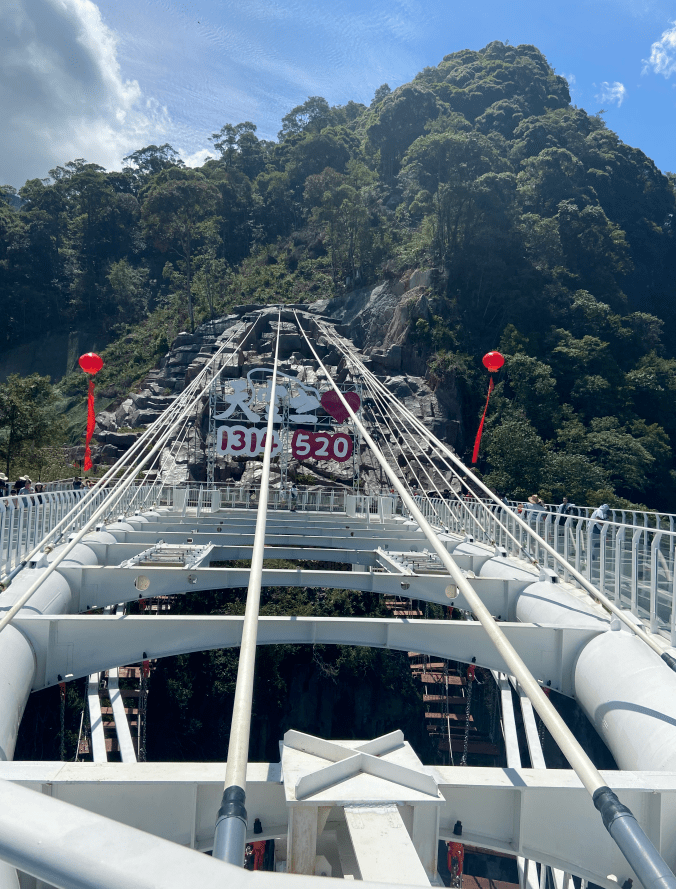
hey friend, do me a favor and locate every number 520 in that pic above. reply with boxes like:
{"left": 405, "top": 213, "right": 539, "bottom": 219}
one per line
{"left": 291, "top": 430, "right": 353, "bottom": 462}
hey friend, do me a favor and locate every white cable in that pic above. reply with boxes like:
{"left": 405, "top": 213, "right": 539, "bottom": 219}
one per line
{"left": 213, "top": 308, "right": 283, "bottom": 866}
{"left": 294, "top": 309, "right": 614, "bottom": 794}
{"left": 361, "top": 371, "right": 488, "bottom": 535}
{"left": 359, "top": 372, "right": 459, "bottom": 530}
{"left": 318, "top": 318, "right": 675, "bottom": 662}
{"left": 320, "top": 321, "right": 533, "bottom": 557}
{"left": 1, "top": 319, "right": 250, "bottom": 582}
{"left": 0, "top": 318, "right": 260, "bottom": 635}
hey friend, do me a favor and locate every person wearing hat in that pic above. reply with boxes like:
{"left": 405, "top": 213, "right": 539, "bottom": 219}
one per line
{"left": 526, "top": 494, "right": 547, "bottom": 520}
{"left": 591, "top": 503, "right": 610, "bottom": 531}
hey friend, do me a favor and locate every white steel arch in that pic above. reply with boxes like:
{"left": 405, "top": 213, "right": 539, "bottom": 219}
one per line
{"left": 0, "top": 306, "right": 675, "bottom": 889}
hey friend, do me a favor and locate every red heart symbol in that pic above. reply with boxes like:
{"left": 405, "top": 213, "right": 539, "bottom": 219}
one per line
{"left": 321, "top": 390, "right": 361, "bottom": 423}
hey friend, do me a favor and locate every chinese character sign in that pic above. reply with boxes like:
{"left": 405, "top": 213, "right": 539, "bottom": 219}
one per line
{"left": 213, "top": 369, "right": 359, "bottom": 426}
{"left": 213, "top": 369, "right": 360, "bottom": 464}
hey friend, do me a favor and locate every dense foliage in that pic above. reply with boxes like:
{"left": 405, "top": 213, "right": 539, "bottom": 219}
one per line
{"left": 146, "top": 571, "right": 438, "bottom": 763}
{"left": 1, "top": 40, "right": 675, "bottom": 506}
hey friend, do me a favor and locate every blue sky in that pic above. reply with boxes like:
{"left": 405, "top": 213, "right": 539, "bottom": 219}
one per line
{"left": 2, "top": 0, "right": 676, "bottom": 185}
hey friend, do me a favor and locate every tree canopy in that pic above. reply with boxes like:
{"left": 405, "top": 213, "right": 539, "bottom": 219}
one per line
{"left": 1, "top": 39, "right": 675, "bottom": 506}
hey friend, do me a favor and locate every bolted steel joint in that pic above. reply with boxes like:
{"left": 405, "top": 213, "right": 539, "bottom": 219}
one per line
{"left": 216, "top": 785, "right": 247, "bottom": 826}
{"left": 593, "top": 785, "right": 632, "bottom": 831}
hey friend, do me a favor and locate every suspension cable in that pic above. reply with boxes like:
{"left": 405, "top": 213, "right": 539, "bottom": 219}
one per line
{"left": 328, "top": 328, "right": 676, "bottom": 666}
{"left": 360, "top": 370, "right": 489, "bottom": 536}
{"left": 0, "top": 319, "right": 260, "bottom": 637}
{"left": 318, "top": 321, "right": 526, "bottom": 552}
{"left": 360, "top": 373, "right": 465, "bottom": 531}
{"left": 212, "top": 308, "right": 283, "bottom": 867}
{"left": 295, "top": 310, "right": 676, "bottom": 888}
{"left": 1, "top": 319, "right": 252, "bottom": 584}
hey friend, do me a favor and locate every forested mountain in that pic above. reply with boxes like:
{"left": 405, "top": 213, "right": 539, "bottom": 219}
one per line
{"left": 1, "top": 40, "right": 676, "bottom": 507}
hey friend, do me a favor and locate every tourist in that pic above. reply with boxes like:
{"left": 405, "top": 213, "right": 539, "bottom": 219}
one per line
{"left": 290, "top": 483, "right": 298, "bottom": 511}
{"left": 0, "top": 474, "right": 8, "bottom": 497}
{"left": 590, "top": 503, "right": 610, "bottom": 532}
{"left": 526, "top": 494, "right": 548, "bottom": 520}
{"left": 18, "top": 478, "right": 32, "bottom": 506}
{"left": 556, "top": 496, "right": 574, "bottom": 524}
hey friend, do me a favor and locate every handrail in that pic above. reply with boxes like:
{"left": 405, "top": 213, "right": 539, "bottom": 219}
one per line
{"left": 213, "top": 308, "right": 282, "bottom": 867}
{"left": 316, "top": 317, "right": 676, "bottom": 668}
{"left": 296, "top": 309, "right": 676, "bottom": 889}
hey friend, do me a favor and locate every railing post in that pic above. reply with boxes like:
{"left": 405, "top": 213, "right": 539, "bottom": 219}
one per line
{"left": 631, "top": 527, "right": 642, "bottom": 617}
{"left": 671, "top": 561, "right": 676, "bottom": 648}
{"left": 614, "top": 526, "right": 625, "bottom": 605}
{"left": 562, "top": 516, "right": 573, "bottom": 583}
{"left": 586, "top": 519, "right": 595, "bottom": 584}
{"left": 599, "top": 522, "right": 609, "bottom": 594}
{"left": 0, "top": 501, "right": 6, "bottom": 578}
{"left": 651, "top": 532, "right": 662, "bottom": 633}
{"left": 543, "top": 514, "right": 552, "bottom": 569}
{"left": 575, "top": 520, "right": 583, "bottom": 584}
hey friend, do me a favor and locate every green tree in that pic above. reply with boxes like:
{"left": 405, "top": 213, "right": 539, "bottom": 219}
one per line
{"left": 141, "top": 172, "right": 221, "bottom": 332}
{"left": 278, "top": 97, "right": 331, "bottom": 141}
{"left": 0, "top": 375, "right": 61, "bottom": 476}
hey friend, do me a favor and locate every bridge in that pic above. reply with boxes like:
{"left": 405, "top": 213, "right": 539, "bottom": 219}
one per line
{"left": 1, "top": 307, "right": 676, "bottom": 889}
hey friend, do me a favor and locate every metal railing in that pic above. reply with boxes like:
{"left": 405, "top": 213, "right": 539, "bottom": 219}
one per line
{"left": 0, "top": 484, "right": 359, "bottom": 578}
{"left": 503, "top": 498, "right": 676, "bottom": 531}
{"left": 415, "top": 495, "right": 676, "bottom": 644}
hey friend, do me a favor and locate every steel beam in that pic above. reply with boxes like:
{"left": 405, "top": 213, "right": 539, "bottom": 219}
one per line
{"left": 58, "top": 564, "right": 529, "bottom": 616}
{"left": 14, "top": 614, "right": 603, "bottom": 696}
{"left": 1, "top": 762, "right": 675, "bottom": 889}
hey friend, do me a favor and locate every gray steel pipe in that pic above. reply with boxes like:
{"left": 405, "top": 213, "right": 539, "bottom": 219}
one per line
{"left": 318, "top": 317, "right": 676, "bottom": 665}
{"left": 212, "top": 309, "right": 282, "bottom": 866}
{"left": 296, "top": 312, "right": 676, "bottom": 889}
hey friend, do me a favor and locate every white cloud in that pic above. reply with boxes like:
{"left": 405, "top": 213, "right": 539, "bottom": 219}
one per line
{"left": 643, "top": 21, "right": 676, "bottom": 78}
{"left": 595, "top": 81, "right": 626, "bottom": 107}
{"left": 180, "top": 148, "right": 214, "bottom": 168}
{"left": 0, "top": 0, "right": 170, "bottom": 186}
{"left": 562, "top": 72, "right": 576, "bottom": 87}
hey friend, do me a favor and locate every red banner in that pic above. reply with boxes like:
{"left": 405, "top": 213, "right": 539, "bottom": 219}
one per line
{"left": 84, "top": 378, "right": 96, "bottom": 471}
{"left": 471, "top": 376, "right": 494, "bottom": 464}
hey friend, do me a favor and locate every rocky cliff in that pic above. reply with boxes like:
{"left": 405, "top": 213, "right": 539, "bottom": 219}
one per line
{"left": 93, "top": 274, "right": 463, "bottom": 490}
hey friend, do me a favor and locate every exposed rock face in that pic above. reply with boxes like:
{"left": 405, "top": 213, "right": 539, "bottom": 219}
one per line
{"left": 93, "top": 275, "right": 464, "bottom": 486}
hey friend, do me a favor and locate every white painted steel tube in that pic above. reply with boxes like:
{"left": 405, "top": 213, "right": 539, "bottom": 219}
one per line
{"left": 296, "top": 312, "right": 676, "bottom": 889}
{"left": 321, "top": 321, "right": 673, "bottom": 667}
{"left": 0, "top": 320, "right": 248, "bottom": 584}
{"left": 0, "top": 776, "right": 418, "bottom": 889}
{"left": 0, "top": 324, "right": 257, "bottom": 641}
{"left": 213, "top": 309, "right": 282, "bottom": 866}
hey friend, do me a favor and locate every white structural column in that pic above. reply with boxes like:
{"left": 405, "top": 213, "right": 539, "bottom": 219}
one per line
{"left": 344, "top": 805, "right": 430, "bottom": 886}
{"left": 108, "top": 668, "right": 137, "bottom": 764}
{"left": 87, "top": 673, "right": 107, "bottom": 763}
{"left": 288, "top": 807, "right": 319, "bottom": 876}
{"left": 496, "top": 672, "right": 538, "bottom": 889}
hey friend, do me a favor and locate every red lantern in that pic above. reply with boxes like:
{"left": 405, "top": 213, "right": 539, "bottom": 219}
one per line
{"left": 472, "top": 350, "right": 505, "bottom": 464}
{"left": 482, "top": 350, "right": 504, "bottom": 373}
{"left": 78, "top": 352, "right": 103, "bottom": 375}
{"left": 78, "top": 352, "right": 104, "bottom": 472}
